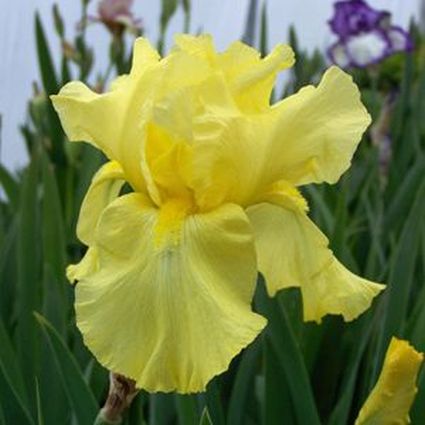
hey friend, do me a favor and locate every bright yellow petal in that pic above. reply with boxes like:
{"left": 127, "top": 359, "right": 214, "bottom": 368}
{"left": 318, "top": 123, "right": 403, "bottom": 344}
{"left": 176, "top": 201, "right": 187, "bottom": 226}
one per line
{"left": 76, "top": 161, "right": 125, "bottom": 245}
{"left": 172, "top": 34, "right": 216, "bottom": 64}
{"left": 159, "top": 41, "right": 212, "bottom": 99}
{"left": 66, "top": 247, "right": 99, "bottom": 284}
{"left": 130, "top": 37, "right": 161, "bottom": 74}
{"left": 220, "top": 42, "right": 295, "bottom": 112}
{"left": 173, "top": 34, "right": 294, "bottom": 112}
{"left": 145, "top": 125, "right": 195, "bottom": 203}
{"left": 355, "top": 338, "right": 424, "bottom": 425}
{"left": 218, "top": 41, "right": 261, "bottom": 80}
{"left": 270, "top": 65, "right": 371, "bottom": 185}
{"left": 67, "top": 161, "right": 125, "bottom": 285}
{"left": 302, "top": 257, "right": 385, "bottom": 322}
{"left": 76, "top": 193, "right": 266, "bottom": 393}
{"left": 189, "top": 114, "right": 274, "bottom": 210}
{"left": 51, "top": 38, "right": 160, "bottom": 192}
{"left": 246, "top": 200, "right": 384, "bottom": 322}
{"left": 188, "top": 66, "right": 370, "bottom": 210}
{"left": 147, "top": 74, "right": 239, "bottom": 205}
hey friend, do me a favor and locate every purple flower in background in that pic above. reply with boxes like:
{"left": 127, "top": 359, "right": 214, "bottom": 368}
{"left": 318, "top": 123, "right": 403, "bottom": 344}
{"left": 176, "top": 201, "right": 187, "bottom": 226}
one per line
{"left": 328, "top": 0, "right": 413, "bottom": 68}
{"left": 329, "top": 0, "right": 389, "bottom": 38}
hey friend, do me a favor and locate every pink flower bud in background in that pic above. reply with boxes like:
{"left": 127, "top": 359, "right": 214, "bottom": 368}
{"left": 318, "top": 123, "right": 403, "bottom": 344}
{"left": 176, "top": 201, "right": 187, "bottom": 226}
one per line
{"left": 95, "top": 0, "right": 142, "bottom": 36}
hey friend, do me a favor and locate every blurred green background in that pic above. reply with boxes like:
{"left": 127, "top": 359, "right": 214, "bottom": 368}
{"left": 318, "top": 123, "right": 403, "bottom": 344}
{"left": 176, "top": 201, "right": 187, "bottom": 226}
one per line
{"left": 0, "top": 0, "right": 424, "bottom": 424}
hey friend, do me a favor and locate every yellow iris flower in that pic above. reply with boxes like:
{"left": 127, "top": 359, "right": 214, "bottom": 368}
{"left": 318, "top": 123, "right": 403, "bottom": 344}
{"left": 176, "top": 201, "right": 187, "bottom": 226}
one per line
{"left": 355, "top": 338, "right": 423, "bottom": 425}
{"left": 52, "top": 35, "right": 385, "bottom": 393}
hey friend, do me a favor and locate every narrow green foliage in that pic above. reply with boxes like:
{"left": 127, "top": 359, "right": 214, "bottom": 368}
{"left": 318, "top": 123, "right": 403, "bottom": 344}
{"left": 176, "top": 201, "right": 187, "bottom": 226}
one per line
{"left": 383, "top": 157, "right": 425, "bottom": 236}
{"left": 0, "top": 217, "right": 18, "bottom": 325}
{"left": 0, "top": 164, "right": 19, "bottom": 208}
{"left": 35, "top": 13, "right": 59, "bottom": 95}
{"left": 242, "top": 0, "right": 258, "bottom": 46}
{"left": 35, "top": 313, "right": 98, "bottom": 425}
{"left": 227, "top": 342, "right": 261, "bottom": 425}
{"left": 327, "top": 318, "right": 373, "bottom": 425}
{"left": 204, "top": 380, "right": 225, "bottom": 425}
{"left": 181, "top": 0, "right": 191, "bottom": 32}
{"left": 158, "top": 0, "right": 178, "bottom": 53}
{"left": 175, "top": 395, "right": 198, "bottom": 425}
{"left": 256, "top": 282, "right": 321, "bottom": 425}
{"left": 35, "top": 379, "right": 44, "bottom": 425}
{"left": 0, "top": 319, "right": 34, "bottom": 425}
{"left": 41, "top": 154, "right": 68, "bottom": 332}
{"left": 263, "top": 339, "right": 296, "bottom": 425}
{"left": 16, "top": 152, "right": 41, "bottom": 395}
{"left": 35, "top": 13, "right": 66, "bottom": 166}
{"left": 259, "top": 2, "right": 268, "bottom": 57}
{"left": 199, "top": 408, "right": 213, "bottom": 425}
{"left": 376, "top": 180, "right": 425, "bottom": 369}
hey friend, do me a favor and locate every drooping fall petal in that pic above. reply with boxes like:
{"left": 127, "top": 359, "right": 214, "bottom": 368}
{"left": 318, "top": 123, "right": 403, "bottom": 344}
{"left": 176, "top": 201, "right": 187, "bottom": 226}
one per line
{"left": 76, "top": 193, "right": 266, "bottom": 393}
{"left": 246, "top": 196, "right": 384, "bottom": 322}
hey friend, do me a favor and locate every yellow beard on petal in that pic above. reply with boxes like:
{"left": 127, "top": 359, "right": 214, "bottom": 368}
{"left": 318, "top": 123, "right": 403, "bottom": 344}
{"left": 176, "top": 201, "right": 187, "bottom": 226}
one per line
{"left": 154, "top": 198, "right": 194, "bottom": 248}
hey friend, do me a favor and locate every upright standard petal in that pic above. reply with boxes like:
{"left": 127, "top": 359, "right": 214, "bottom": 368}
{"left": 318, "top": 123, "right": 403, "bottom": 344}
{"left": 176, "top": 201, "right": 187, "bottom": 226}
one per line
{"left": 270, "top": 66, "right": 371, "bottom": 185}
{"left": 172, "top": 34, "right": 294, "bottom": 112}
{"left": 246, "top": 195, "right": 384, "bottom": 322}
{"left": 355, "top": 338, "right": 423, "bottom": 425}
{"left": 188, "top": 67, "right": 370, "bottom": 211}
{"left": 219, "top": 42, "right": 295, "bottom": 112}
{"left": 76, "top": 193, "right": 266, "bottom": 393}
{"left": 51, "top": 38, "right": 161, "bottom": 192}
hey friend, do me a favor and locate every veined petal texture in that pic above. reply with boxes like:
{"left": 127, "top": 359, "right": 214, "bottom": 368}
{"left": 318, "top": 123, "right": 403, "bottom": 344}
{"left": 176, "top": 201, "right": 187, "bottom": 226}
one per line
{"left": 76, "top": 193, "right": 266, "bottom": 393}
{"left": 246, "top": 194, "right": 384, "bottom": 323}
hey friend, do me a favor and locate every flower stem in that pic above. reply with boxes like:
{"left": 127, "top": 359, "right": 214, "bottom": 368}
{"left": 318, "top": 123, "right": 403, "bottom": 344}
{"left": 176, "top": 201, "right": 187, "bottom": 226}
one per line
{"left": 94, "top": 373, "right": 138, "bottom": 425}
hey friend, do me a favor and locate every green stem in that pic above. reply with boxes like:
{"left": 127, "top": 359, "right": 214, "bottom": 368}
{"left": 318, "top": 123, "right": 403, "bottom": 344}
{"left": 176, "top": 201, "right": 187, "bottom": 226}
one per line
{"left": 94, "top": 412, "right": 121, "bottom": 425}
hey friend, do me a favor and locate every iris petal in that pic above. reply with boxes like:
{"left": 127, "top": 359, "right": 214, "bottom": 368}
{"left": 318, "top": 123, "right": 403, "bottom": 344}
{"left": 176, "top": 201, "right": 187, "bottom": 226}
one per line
{"left": 188, "top": 66, "right": 370, "bottom": 210}
{"left": 67, "top": 247, "right": 99, "bottom": 284}
{"left": 51, "top": 39, "right": 160, "bottom": 192}
{"left": 76, "top": 161, "right": 125, "bottom": 245}
{"left": 76, "top": 193, "right": 266, "bottom": 393}
{"left": 355, "top": 338, "right": 423, "bottom": 425}
{"left": 67, "top": 161, "right": 126, "bottom": 284}
{"left": 246, "top": 200, "right": 384, "bottom": 322}
{"left": 270, "top": 66, "right": 371, "bottom": 185}
{"left": 173, "top": 34, "right": 294, "bottom": 112}
{"left": 220, "top": 42, "right": 295, "bottom": 112}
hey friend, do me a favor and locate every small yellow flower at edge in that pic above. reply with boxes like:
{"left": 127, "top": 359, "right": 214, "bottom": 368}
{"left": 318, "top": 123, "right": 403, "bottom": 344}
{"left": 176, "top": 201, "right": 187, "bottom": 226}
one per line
{"left": 355, "top": 338, "right": 424, "bottom": 425}
{"left": 51, "top": 35, "right": 385, "bottom": 393}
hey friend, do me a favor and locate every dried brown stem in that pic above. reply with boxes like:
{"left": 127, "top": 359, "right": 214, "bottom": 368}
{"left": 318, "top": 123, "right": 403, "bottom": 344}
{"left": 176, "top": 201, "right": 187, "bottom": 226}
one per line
{"left": 95, "top": 373, "right": 139, "bottom": 425}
